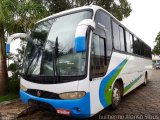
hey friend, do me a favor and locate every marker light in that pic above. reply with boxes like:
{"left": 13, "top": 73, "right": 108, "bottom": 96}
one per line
{"left": 20, "top": 84, "right": 28, "bottom": 91}
{"left": 59, "top": 91, "right": 86, "bottom": 100}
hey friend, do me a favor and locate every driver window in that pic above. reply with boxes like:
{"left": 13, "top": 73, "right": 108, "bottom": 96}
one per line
{"left": 90, "top": 34, "right": 107, "bottom": 77}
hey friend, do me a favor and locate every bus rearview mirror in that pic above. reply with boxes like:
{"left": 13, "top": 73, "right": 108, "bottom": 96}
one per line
{"left": 7, "top": 33, "right": 27, "bottom": 44}
{"left": 6, "top": 33, "right": 27, "bottom": 54}
{"left": 74, "top": 19, "right": 95, "bottom": 53}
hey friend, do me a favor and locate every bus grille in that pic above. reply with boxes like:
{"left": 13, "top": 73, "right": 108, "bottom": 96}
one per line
{"left": 28, "top": 99, "right": 55, "bottom": 112}
{"left": 27, "top": 89, "right": 60, "bottom": 99}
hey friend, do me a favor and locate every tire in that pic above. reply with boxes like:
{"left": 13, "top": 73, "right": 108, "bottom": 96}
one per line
{"left": 110, "top": 82, "right": 122, "bottom": 110}
{"left": 143, "top": 73, "right": 148, "bottom": 86}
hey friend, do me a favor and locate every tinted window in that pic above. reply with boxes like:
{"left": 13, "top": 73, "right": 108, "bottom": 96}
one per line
{"left": 144, "top": 44, "right": 147, "bottom": 57}
{"left": 94, "top": 10, "right": 112, "bottom": 72}
{"left": 130, "top": 34, "right": 133, "bottom": 53}
{"left": 95, "top": 10, "right": 112, "bottom": 50}
{"left": 119, "top": 27, "right": 125, "bottom": 51}
{"left": 90, "top": 34, "right": 107, "bottom": 77}
{"left": 133, "top": 36, "right": 138, "bottom": 54}
{"left": 125, "top": 31, "right": 130, "bottom": 52}
{"left": 145, "top": 45, "right": 152, "bottom": 58}
{"left": 140, "top": 41, "right": 144, "bottom": 56}
{"left": 112, "top": 21, "right": 120, "bottom": 50}
{"left": 23, "top": 11, "right": 92, "bottom": 76}
{"left": 125, "top": 31, "right": 133, "bottom": 53}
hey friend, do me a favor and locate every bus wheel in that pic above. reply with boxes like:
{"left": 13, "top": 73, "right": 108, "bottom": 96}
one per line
{"left": 110, "top": 82, "right": 122, "bottom": 110}
{"left": 143, "top": 72, "right": 148, "bottom": 86}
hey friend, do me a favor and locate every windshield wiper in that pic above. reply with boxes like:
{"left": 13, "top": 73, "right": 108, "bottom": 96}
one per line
{"left": 53, "top": 37, "right": 60, "bottom": 82}
{"left": 25, "top": 45, "right": 42, "bottom": 75}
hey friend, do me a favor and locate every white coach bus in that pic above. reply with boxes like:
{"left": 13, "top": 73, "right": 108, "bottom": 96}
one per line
{"left": 18, "top": 5, "right": 152, "bottom": 118}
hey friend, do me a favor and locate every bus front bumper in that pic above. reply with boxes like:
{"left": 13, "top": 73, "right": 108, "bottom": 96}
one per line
{"left": 20, "top": 90, "right": 90, "bottom": 118}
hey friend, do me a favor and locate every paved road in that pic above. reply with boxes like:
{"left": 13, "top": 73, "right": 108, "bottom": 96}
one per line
{"left": 0, "top": 70, "right": 160, "bottom": 120}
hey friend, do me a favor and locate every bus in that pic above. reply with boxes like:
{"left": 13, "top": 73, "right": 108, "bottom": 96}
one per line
{"left": 18, "top": 5, "right": 152, "bottom": 118}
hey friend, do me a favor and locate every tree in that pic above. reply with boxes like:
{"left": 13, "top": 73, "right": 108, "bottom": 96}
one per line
{"left": 152, "top": 32, "right": 160, "bottom": 56}
{"left": 44, "top": 0, "right": 132, "bottom": 21}
{"left": 0, "top": 0, "right": 49, "bottom": 95}
{"left": 0, "top": 0, "right": 15, "bottom": 95}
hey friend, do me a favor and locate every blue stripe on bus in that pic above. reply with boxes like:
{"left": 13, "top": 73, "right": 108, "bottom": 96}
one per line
{"left": 20, "top": 90, "right": 90, "bottom": 118}
{"left": 99, "top": 59, "right": 127, "bottom": 108}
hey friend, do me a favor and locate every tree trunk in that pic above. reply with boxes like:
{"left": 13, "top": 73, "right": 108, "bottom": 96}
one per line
{"left": 0, "top": 25, "right": 8, "bottom": 95}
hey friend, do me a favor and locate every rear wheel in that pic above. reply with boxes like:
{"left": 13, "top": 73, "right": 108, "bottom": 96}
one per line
{"left": 110, "top": 82, "right": 122, "bottom": 110}
{"left": 143, "top": 72, "right": 148, "bottom": 86}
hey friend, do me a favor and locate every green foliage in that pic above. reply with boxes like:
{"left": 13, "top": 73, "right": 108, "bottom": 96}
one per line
{"left": 47, "top": 0, "right": 72, "bottom": 14}
{"left": 7, "top": 79, "right": 20, "bottom": 94}
{"left": 0, "top": 80, "right": 19, "bottom": 102}
{"left": 0, "top": 0, "right": 49, "bottom": 38}
{"left": 152, "top": 32, "right": 160, "bottom": 56}
{"left": 14, "top": 0, "right": 49, "bottom": 32}
{"left": 42, "top": 0, "right": 132, "bottom": 21}
{"left": 0, "top": 93, "right": 19, "bottom": 102}
{"left": 8, "top": 63, "right": 17, "bottom": 72}
{"left": 8, "top": 63, "right": 19, "bottom": 80}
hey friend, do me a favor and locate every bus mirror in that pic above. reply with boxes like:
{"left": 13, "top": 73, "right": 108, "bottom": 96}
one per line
{"left": 74, "top": 19, "right": 95, "bottom": 53}
{"left": 7, "top": 33, "right": 27, "bottom": 44}
{"left": 6, "top": 33, "right": 27, "bottom": 54}
{"left": 78, "top": 19, "right": 95, "bottom": 30}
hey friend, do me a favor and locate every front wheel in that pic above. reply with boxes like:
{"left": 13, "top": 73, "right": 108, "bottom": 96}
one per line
{"left": 110, "top": 82, "right": 122, "bottom": 110}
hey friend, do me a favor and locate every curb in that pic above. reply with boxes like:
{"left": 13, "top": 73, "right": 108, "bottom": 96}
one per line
{"left": 0, "top": 99, "right": 20, "bottom": 108}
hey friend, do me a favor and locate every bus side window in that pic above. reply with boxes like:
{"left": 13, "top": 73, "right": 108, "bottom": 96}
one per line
{"left": 125, "top": 31, "right": 133, "bottom": 53}
{"left": 90, "top": 34, "right": 107, "bottom": 77}
{"left": 133, "top": 36, "right": 139, "bottom": 54}
{"left": 112, "top": 21, "right": 121, "bottom": 50}
{"left": 130, "top": 34, "right": 134, "bottom": 53}
{"left": 95, "top": 10, "right": 112, "bottom": 51}
{"left": 119, "top": 26, "right": 125, "bottom": 51}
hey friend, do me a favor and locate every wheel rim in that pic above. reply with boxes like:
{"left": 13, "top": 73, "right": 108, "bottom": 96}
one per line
{"left": 112, "top": 87, "right": 121, "bottom": 106}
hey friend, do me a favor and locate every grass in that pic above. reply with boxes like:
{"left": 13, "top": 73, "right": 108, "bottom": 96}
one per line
{"left": 0, "top": 79, "right": 20, "bottom": 103}
{"left": 0, "top": 93, "right": 19, "bottom": 102}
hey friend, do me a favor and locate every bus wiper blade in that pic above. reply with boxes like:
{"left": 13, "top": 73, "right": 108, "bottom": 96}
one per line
{"left": 55, "top": 37, "right": 59, "bottom": 61}
{"left": 25, "top": 46, "right": 42, "bottom": 75}
{"left": 53, "top": 37, "right": 60, "bottom": 82}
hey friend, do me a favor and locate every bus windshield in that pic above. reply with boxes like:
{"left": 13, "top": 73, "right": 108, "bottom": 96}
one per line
{"left": 22, "top": 10, "right": 92, "bottom": 77}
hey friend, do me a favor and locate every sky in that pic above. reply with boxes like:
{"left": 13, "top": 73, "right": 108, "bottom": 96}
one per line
{"left": 122, "top": 0, "right": 160, "bottom": 49}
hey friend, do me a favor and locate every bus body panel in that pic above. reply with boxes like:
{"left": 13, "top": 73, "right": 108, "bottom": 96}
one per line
{"left": 20, "top": 89, "right": 91, "bottom": 118}
{"left": 20, "top": 78, "right": 79, "bottom": 94}
{"left": 90, "top": 51, "right": 152, "bottom": 115}
{"left": 90, "top": 52, "right": 127, "bottom": 115}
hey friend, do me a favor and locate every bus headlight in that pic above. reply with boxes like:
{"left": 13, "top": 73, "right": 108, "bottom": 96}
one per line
{"left": 59, "top": 91, "right": 86, "bottom": 100}
{"left": 20, "top": 84, "right": 28, "bottom": 91}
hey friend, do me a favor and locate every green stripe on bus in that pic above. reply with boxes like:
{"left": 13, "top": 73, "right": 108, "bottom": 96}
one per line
{"left": 124, "top": 74, "right": 143, "bottom": 94}
{"left": 104, "top": 59, "right": 128, "bottom": 105}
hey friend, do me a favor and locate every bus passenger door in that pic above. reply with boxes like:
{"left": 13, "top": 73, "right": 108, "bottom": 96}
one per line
{"left": 90, "top": 10, "right": 112, "bottom": 115}
{"left": 89, "top": 34, "right": 108, "bottom": 115}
